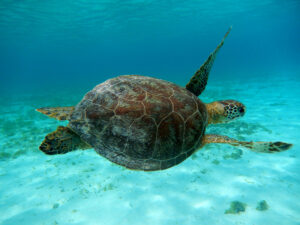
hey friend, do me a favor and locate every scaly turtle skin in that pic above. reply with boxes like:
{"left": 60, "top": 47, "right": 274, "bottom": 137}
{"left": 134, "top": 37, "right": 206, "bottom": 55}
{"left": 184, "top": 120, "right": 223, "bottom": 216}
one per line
{"left": 37, "top": 27, "right": 292, "bottom": 171}
{"left": 69, "top": 75, "right": 207, "bottom": 170}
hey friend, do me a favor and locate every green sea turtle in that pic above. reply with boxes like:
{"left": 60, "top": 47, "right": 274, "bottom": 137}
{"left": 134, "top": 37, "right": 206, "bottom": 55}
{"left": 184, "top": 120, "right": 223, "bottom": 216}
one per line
{"left": 37, "top": 28, "right": 292, "bottom": 171}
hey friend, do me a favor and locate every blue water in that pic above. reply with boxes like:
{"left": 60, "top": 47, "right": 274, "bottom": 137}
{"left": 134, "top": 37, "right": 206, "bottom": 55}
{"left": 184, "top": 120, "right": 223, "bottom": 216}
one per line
{"left": 0, "top": 1, "right": 300, "bottom": 225}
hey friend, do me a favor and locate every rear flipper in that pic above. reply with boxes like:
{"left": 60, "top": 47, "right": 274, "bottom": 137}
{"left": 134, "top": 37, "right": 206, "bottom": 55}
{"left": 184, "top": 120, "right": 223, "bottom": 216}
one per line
{"left": 39, "top": 126, "right": 91, "bottom": 155}
{"left": 36, "top": 106, "right": 75, "bottom": 120}
{"left": 203, "top": 134, "right": 292, "bottom": 153}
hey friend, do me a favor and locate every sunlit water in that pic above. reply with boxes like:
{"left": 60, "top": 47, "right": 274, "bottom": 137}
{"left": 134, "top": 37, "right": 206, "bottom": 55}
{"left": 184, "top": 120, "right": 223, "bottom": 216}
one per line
{"left": 0, "top": 0, "right": 299, "bottom": 225}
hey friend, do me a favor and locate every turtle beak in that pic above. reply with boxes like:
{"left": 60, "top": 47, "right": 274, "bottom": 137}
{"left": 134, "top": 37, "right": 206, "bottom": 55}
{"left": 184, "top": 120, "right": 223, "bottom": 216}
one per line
{"left": 233, "top": 102, "right": 246, "bottom": 118}
{"left": 238, "top": 104, "right": 246, "bottom": 117}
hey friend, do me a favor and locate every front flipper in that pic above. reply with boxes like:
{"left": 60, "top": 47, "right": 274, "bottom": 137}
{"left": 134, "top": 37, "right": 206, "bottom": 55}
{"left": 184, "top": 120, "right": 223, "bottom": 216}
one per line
{"left": 202, "top": 134, "right": 292, "bottom": 153}
{"left": 186, "top": 27, "right": 232, "bottom": 96}
{"left": 39, "top": 126, "right": 91, "bottom": 155}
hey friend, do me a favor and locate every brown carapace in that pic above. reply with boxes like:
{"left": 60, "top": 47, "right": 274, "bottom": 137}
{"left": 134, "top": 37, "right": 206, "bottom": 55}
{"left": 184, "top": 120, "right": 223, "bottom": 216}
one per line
{"left": 37, "top": 27, "right": 292, "bottom": 171}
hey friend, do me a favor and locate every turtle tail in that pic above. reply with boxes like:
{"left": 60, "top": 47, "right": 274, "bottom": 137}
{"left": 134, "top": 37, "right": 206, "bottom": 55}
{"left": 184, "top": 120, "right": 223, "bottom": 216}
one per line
{"left": 36, "top": 106, "right": 75, "bottom": 120}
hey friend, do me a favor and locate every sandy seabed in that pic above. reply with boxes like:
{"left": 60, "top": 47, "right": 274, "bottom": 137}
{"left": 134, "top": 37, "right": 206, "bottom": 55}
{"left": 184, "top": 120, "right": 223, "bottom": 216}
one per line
{"left": 1, "top": 73, "right": 299, "bottom": 225}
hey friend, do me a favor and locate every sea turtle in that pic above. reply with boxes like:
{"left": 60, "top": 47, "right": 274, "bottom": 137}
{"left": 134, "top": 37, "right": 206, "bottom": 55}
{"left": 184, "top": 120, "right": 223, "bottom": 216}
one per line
{"left": 37, "top": 28, "right": 292, "bottom": 171}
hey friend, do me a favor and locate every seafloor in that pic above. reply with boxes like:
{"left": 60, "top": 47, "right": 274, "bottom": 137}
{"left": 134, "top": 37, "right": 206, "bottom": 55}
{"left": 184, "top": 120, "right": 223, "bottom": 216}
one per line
{"left": 0, "top": 72, "right": 299, "bottom": 225}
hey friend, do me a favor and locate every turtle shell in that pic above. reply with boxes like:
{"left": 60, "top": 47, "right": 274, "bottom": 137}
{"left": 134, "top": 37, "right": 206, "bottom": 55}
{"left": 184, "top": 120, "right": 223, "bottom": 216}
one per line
{"left": 69, "top": 75, "right": 207, "bottom": 171}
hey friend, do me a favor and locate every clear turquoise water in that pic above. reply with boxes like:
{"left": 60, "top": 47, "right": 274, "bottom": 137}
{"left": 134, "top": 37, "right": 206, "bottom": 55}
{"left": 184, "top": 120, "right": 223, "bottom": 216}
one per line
{"left": 0, "top": 1, "right": 300, "bottom": 225}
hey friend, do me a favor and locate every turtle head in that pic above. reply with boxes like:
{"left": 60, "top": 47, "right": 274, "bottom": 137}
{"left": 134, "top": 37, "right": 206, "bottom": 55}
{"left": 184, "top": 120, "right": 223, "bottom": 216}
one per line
{"left": 206, "top": 100, "right": 246, "bottom": 124}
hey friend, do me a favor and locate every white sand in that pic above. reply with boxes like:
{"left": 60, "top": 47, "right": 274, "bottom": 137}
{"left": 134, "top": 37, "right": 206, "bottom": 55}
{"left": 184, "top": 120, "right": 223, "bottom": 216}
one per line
{"left": 0, "top": 73, "right": 299, "bottom": 225}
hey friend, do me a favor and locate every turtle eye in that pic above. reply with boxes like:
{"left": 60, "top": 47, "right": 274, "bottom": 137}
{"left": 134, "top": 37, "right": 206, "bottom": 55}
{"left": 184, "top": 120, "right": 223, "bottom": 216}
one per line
{"left": 238, "top": 107, "right": 244, "bottom": 113}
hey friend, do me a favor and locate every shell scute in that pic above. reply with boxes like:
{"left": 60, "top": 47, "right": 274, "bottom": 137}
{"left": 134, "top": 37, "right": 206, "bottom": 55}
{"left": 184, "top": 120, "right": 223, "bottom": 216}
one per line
{"left": 109, "top": 80, "right": 146, "bottom": 101}
{"left": 143, "top": 93, "right": 172, "bottom": 124}
{"left": 125, "top": 116, "right": 157, "bottom": 159}
{"left": 142, "top": 159, "right": 161, "bottom": 171}
{"left": 175, "top": 153, "right": 187, "bottom": 165}
{"left": 153, "top": 112, "right": 184, "bottom": 160}
{"left": 170, "top": 83, "right": 193, "bottom": 97}
{"left": 196, "top": 96, "right": 208, "bottom": 122}
{"left": 100, "top": 116, "right": 130, "bottom": 153}
{"left": 92, "top": 91, "right": 119, "bottom": 111}
{"left": 84, "top": 90, "right": 97, "bottom": 100}
{"left": 170, "top": 91, "right": 197, "bottom": 121}
{"left": 183, "top": 111, "right": 205, "bottom": 150}
{"left": 138, "top": 78, "right": 173, "bottom": 97}
{"left": 115, "top": 99, "right": 144, "bottom": 121}
{"left": 85, "top": 103, "right": 114, "bottom": 121}
{"left": 161, "top": 158, "right": 176, "bottom": 170}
